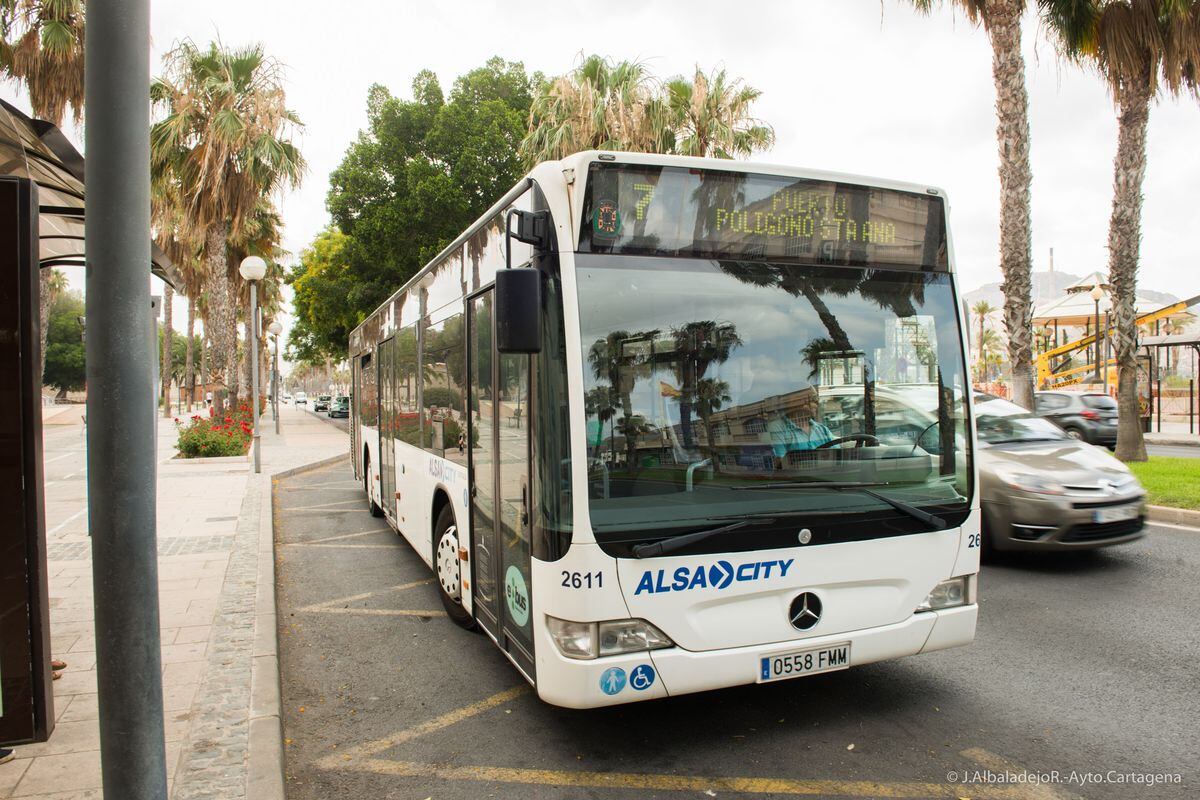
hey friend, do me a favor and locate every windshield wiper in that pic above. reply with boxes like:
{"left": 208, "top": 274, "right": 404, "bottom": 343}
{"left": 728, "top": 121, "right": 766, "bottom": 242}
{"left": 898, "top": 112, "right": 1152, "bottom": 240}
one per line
{"left": 732, "top": 481, "right": 945, "bottom": 529}
{"left": 631, "top": 518, "right": 776, "bottom": 559}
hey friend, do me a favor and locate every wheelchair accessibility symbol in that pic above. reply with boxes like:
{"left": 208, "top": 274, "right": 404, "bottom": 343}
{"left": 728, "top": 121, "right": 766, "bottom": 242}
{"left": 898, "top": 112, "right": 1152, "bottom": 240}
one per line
{"left": 629, "top": 663, "right": 656, "bottom": 691}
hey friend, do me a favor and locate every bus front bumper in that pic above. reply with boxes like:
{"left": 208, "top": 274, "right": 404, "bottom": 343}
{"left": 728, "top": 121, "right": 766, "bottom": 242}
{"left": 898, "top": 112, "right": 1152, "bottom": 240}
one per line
{"left": 534, "top": 604, "right": 976, "bottom": 709}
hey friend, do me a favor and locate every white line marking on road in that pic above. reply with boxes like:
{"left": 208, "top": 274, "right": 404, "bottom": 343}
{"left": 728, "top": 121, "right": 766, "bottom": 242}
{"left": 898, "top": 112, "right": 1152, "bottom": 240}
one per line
{"left": 43, "top": 452, "right": 77, "bottom": 464}
{"left": 285, "top": 498, "right": 364, "bottom": 511}
{"left": 1148, "top": 520, "right": 1200, "bottom": 532}
{"left": 47, "top": 509, "right": 86, "bottom": 536}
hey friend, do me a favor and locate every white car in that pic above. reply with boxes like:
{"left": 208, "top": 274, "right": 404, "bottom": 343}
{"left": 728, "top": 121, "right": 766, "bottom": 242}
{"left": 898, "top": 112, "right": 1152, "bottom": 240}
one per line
{"left": 295, "top": 392, "right": 307, "bottom": 405}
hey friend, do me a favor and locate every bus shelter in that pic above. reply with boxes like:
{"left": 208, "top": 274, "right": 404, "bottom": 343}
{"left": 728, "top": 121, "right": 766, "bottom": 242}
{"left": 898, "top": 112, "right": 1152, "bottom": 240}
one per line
{"left": 0, "top": 97, "right": 176, "bottom": 746}
{"left": 1138, "top": 331, "right": 1200, "bottom": 435}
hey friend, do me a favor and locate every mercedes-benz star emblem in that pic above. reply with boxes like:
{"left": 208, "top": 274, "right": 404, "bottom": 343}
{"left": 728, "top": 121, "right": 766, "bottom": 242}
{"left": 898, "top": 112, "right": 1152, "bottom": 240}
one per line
{"left": 788, "top": 592, "right": 822, "bottom": 631}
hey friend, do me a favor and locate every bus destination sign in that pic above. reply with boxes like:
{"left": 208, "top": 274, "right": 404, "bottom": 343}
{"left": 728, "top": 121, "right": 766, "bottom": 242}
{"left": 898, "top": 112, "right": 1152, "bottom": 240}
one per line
{"left": 579, "top": 162, "right": 948, "bottom": 270}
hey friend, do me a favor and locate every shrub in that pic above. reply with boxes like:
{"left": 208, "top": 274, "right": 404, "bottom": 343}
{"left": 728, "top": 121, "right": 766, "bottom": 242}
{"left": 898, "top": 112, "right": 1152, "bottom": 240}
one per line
{"left": 175, "top": 404, "right": 254, "bottom": 458}
{"left": 423, "top": 387, "right": 462, "bottom": 410}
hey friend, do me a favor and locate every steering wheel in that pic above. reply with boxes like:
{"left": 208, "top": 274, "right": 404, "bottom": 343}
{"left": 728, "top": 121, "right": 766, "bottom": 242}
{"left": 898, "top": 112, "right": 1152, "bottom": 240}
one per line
{"left": 817, "top": 434, "right": 882, "bottom": 449}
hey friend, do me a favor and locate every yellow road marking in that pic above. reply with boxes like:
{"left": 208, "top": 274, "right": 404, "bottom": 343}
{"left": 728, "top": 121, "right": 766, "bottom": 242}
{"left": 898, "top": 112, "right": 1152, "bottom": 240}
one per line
{"left": 316, "top": 686, "right": 1058, "bottom": 798}
{"left": 333, "top": 759, "right": 1042, "bottom": 798}
{"left": 325, "top": 684, "right": 531, "bottom": 766}
{"left": 961, "top": 748, "right": 1085, "bottom": 800}
{"left": 284, "top": 498, "right": 366, "bottom": 512}
{"left": 285, "top": 543, "right": 399, "bottom": 550}
{"left": 302, "top": 528, "right": 392, "bottom": 545}
{"left": 297, "top": 579, "right": 438, "bottom": 617}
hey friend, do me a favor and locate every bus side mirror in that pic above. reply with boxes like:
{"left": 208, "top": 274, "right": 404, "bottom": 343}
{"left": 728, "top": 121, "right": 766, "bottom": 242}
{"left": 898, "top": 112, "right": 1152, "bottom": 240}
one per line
{"left": 495, "top": 267, "right": 542, "bottom": 354}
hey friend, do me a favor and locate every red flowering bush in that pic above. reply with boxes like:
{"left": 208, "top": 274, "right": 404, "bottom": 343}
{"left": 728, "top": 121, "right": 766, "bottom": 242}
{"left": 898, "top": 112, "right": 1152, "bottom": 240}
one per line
{"left": 176, "top": 404, "right": 254, "bottom": 458}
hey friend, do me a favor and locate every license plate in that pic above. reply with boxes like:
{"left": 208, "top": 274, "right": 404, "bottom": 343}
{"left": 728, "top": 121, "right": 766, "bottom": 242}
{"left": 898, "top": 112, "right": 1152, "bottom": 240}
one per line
{"left": 759, "top": 643, "right": 850, "bottom": 683}
{"left": 1094, "top": 504, "right": 1138, "bottom": 524}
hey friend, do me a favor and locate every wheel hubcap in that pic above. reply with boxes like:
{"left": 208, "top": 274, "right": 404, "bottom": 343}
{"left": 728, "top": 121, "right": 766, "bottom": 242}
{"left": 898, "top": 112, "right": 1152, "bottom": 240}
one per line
{"left": 437, "top": 525, "right": 461, "bottom": 600}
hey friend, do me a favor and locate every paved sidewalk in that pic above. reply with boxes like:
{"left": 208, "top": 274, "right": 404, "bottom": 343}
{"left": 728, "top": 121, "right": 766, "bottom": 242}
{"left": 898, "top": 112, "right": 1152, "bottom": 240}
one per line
{"left": 0, "top": 404, "right": 347, "bottom": 799}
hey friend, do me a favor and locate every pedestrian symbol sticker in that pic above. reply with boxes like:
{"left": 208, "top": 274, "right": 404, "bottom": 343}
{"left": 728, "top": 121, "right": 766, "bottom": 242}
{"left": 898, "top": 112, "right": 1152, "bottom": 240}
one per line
{"left": 630, "top": 664, "right": 656, "bottom": 691}
{"left": 504, "top": 565, "right": 530, "bottom": 627}
{"left": 599, "top": 667, "right": 626, "bottom": 695}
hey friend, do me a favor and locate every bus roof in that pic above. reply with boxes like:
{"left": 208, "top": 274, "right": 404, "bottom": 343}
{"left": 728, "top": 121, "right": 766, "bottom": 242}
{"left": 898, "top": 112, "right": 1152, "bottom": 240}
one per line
{"left": 349, "top": 151, "right": 953, "bottom": 344}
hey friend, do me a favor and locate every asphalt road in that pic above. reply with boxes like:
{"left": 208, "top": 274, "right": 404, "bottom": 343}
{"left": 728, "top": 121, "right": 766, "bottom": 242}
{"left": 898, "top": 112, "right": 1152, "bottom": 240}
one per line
{"left": 276, "top": 460, "right": 1199, "bottom": 800}
{"left": 291, "top": 402, "right": 349, "bottom": 432}
{"left": 1146, "top": 444, "right": 1200, "bottom": 459}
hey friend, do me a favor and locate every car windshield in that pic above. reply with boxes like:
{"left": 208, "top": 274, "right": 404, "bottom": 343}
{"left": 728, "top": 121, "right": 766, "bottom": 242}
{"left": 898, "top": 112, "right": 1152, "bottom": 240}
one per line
{"left": 974, "top": 395, "right": 1069, "bottom": 444}
{"left": 1082, "top": 394, "right": 1117, "bottom": 410}
{"left": 575, "top": 255, "right": 972, "bottom": 553}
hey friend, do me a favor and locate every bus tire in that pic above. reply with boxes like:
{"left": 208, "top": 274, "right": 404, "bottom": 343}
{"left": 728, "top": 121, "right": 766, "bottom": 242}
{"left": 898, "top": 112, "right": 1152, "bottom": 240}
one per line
{"left": 364, "top": 452, "right": 383, "bottom": 518}
{"left": 433, "top": 504, "right": 475, "bottom": 630}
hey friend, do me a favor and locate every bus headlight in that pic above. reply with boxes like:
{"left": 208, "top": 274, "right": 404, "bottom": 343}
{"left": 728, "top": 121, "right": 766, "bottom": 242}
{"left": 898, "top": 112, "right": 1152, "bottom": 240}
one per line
{"left": 915, "top": 575, "right": 976, "bottom": 612}
{"left": 546, "top": 616, "right": 674, "bottom": 660}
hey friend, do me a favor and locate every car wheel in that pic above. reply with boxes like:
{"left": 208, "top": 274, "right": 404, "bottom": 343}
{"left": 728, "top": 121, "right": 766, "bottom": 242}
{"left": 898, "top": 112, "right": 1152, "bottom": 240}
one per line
{"left": 1064, "top": 427, "right": 1085, "bottom": 441}
{"left": 364, "top": 452, "right": 383, "bottom": 518}
{"left": 433, "top": 504, "right": 475, "bottom": 630}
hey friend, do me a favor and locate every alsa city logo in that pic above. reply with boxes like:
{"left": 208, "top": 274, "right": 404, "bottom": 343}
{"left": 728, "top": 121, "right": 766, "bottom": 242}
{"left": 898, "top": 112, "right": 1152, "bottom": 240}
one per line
{"left": 634, "top": 559, "right": 795, "bottom": 595}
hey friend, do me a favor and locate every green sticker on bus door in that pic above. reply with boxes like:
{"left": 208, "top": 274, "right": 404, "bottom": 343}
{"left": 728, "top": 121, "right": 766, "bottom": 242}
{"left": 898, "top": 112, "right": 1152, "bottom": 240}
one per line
{"left": 504, "top": 565, "right": 530, "bottom": 628}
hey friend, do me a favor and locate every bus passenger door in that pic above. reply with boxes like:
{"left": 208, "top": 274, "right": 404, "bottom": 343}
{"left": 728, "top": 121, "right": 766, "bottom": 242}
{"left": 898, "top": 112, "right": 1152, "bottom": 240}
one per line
{"left": 379, "top": 336, "right": 395, "bottom": 520}
{"left": 468, "top": 290, "right": 535, "bottom": 678}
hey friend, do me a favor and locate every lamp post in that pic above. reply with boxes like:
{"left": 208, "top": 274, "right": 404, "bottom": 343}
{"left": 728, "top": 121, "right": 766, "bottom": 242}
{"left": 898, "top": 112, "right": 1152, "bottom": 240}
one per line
{"left": 239, "top": 255, "right": 267, "bottom": 473}
{"left": 1090, "top": 284, "right": 1104, "bottom": 384}
{"left": 269, "top": 320, "right": 282, "bottom": 434}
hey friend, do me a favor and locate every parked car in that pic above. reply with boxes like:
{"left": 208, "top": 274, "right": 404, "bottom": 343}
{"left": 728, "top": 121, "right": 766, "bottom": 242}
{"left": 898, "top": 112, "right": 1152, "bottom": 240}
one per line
{"left": 976, "top": 393, "right": 1145, "bottom": 551}
{"left": 328, "top": 395, "right": 350, "bottom": 418}
{"left": 1034, "top": 390, "right": 1118, "bottom": 448}
{"left": 295, "top": 392, "right": 307, "bottom": 405}
{"left": 283, "top": 393, "right": 293, "bottom": 405}
{"left": 313, "top": 394, "right": 332, "bottom": 412}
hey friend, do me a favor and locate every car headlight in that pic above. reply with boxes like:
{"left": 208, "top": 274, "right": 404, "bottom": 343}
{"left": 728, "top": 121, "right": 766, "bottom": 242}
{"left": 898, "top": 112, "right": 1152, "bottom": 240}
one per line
{"left": 546, "top": 616, "right": 674, "bottom": 660}
{"left": 915, "top": 575, "right": 976, "bottom": 612}
{"left": 994, "top": 468, "right": 1066, "bottom": 495}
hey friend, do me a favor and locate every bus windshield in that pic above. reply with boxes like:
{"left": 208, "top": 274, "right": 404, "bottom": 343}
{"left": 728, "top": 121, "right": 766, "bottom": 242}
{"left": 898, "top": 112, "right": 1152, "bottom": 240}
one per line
{"left": 575, "top": 254, "right": 971, "bottom": 555}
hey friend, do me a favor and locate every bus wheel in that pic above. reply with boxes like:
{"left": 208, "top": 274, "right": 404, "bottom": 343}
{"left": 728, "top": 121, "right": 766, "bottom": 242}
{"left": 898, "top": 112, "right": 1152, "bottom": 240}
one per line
{"left": 434, "top": 505, "right": 475, "bottom": 630}
{"left": 364, "top": 453, "right": 383, "bottom": 518}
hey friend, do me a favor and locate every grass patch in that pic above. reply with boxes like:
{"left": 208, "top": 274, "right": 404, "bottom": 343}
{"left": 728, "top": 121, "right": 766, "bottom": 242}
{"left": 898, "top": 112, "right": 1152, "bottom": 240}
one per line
{"left": 1128, "top": 457, "right": 1200, "bottom": 510}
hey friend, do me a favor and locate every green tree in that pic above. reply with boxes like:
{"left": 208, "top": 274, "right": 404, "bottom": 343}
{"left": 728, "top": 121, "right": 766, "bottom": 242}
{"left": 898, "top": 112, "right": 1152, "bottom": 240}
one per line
{"left": 908, "top": 0, "right": 1036, "bottom": 410}
{"left": 287, "top": 227, "right": 358, "bottom": 364}
{"left": 151, "top": 40, "right": 305, "bottom": 412}
{"left": 43, "top": 288, "right": 84, "bottom": 396}
{"left": 303, "top": 58, "right": 535, "bottom": 353}
{"left": 1042, "top": 0, "right": 1200, "bottom": 462}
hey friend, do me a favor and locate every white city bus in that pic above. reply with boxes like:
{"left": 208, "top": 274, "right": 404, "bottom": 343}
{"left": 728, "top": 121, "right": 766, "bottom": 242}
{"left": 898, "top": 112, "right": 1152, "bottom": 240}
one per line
{"left": 349, "top": 151, "right": 979, "bottom": 708}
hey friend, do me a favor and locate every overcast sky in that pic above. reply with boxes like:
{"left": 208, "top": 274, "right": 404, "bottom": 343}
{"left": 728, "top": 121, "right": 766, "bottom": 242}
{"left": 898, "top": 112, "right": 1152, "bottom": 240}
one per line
{"left": 15, "top": 0, "right": 1199, "bottom": 353}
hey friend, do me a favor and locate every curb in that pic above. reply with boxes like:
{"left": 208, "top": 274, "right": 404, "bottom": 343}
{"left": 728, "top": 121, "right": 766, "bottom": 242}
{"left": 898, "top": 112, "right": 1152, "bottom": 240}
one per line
{"left": 1147, "top": 505, "right": 1200, "bottom": 527}
{"left": 245, "top": 451, "right": 350, "bottom": 800}
{"left": 247, "top": 470, "right": 285, "bottom": 800}
{"left": 1144, "top": 438, "right": 1200, "bottom": 448}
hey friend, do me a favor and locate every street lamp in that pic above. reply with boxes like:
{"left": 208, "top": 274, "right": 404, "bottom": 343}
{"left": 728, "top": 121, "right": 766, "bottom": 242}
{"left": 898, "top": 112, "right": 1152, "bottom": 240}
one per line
{"left": 1090, "top": 283, "right": 1104, "bottom": 384}
{"left": 268, "top": 320, "right": 282, "bottom": 435}
{"left": 239, "top": 255, "right": 267, "bottom": 473}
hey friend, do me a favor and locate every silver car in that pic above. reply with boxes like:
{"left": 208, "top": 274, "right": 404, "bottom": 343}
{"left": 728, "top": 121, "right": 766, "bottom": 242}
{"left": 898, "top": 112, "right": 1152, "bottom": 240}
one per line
{"left": 974, "top": 394, "right": 1146, "bottom": 551}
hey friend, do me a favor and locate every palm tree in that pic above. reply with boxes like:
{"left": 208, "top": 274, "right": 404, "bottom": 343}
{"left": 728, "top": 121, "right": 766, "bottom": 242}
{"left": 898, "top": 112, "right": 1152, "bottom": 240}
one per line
{"left": 970, "top": 299, "right": 998, "bottom": 370}
{"left": 908, "top": 0, "right": 1036, "bottom": 410}
{"left": 669, "top": 321, "right": 742, "bottom": 449}
{"left": 151, "top": 40, "right": 305, "bottom": 413}
{"left": 0, "top": 0, "right": 84, "bottom": 124}
{"left": 976, "top": 327, "right": 1004, "bottom": 382}
{"left": 521, "top": 55, "right": 670, "bottom": 164}
{"left": 664, "top": 67, "right": 774, "bottom": 158}
{"left": 1, "top": 0, "right": 84, "bottom": 382}
{"left": 1042, "top": 0, "right": 1199, "bottom": 462}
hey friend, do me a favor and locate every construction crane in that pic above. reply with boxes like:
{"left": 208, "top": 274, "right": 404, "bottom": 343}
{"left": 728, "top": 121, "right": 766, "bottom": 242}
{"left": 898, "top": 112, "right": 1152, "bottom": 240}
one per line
{"left": 1036, "top": 294, "right": 1200, "bottom": 389}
